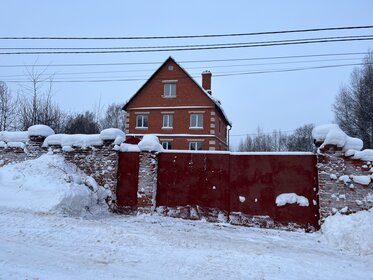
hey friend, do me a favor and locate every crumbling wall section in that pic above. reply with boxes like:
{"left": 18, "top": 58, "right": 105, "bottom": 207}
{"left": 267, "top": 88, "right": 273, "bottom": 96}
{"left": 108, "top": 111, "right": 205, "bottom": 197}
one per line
{"left": 318, "top": 147, "right": 373, "bottom": 221}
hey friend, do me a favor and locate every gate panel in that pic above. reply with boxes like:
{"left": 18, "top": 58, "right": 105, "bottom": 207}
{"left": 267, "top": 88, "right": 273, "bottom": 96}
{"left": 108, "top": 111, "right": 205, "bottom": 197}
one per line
{"left": 116, "top": 152, "right": 139, "bottom": 209}
{"left": 157, "top": 152, "right": 230, "bottom": 211}
{"left": 230, "top": 154, "right": 319, "bottom": 229}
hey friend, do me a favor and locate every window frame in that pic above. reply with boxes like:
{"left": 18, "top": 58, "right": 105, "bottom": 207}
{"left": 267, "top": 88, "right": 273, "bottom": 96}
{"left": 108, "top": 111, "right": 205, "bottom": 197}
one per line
{"left": 136, "top": 114, "right": 148, "bottom": 128}
{"left": 163, "top": 82, "right": 176, "bottom": 98}
{"left": 162, "top": 141, "right": 172, "bottom": 150}
{"left": 162, "top": 114, "right": 173, "bottom": 129}
{"left": 189, "top": 141, "right": 203, "bottom": 151}
{"left": 190, "top": 113, "right": 203, "bottom": 129}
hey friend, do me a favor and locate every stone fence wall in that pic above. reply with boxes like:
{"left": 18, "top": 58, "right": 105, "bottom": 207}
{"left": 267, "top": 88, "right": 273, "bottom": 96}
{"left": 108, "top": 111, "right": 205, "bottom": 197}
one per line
{"left": 317, "top": 146, "right": 373, "bottom": 221}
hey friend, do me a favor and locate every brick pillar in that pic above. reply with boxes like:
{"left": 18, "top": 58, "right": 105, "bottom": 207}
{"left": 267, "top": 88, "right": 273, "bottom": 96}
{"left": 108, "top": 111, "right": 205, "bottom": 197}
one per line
{"left": 137, "top": 152, "right": 158, "bottom": 213}
{"left": 28, "top": 135, "right": 47, "bottom": 158}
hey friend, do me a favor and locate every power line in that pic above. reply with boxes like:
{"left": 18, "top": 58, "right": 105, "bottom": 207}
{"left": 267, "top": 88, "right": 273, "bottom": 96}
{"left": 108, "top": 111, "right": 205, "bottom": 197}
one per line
{"left": 1, "top": 25, "right": 373, "bottom": 40}
{"left": 0, "top": 51, "right": 367, "bottom": 68}
{"left": 0, "top": 57, "right": 364, "bottom": 79}
{"left": 2, "top": 62, "right": 370, "bottom": 83}
{"left": 1, "top": 35, "right": 372, "bottom": 50}
{"left": 1, "top": 36, "right": 373, "bottom": 55}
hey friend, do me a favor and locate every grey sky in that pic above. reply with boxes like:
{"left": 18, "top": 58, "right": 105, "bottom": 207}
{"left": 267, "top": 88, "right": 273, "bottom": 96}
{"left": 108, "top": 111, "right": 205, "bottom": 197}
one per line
{"left": 1, "top": 0, "right": 372, "bottom": 148}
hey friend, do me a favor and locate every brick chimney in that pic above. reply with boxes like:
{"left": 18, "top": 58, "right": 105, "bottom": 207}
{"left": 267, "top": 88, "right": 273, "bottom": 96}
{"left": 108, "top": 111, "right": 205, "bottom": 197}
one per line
{"left": 202, "top": 71, "right": 212, "bottom": 94}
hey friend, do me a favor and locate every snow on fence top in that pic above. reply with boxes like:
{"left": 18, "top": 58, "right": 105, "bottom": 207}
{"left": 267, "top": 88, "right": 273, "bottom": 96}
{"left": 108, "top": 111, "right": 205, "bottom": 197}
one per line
{"left": 312, "top": 124, "right": 373, "bottom": 161}
{"left": 138, "top": 134, "right": 164, "bottom": 152}
{"left": 312, "top": 124, "right": 363, "bottom": 152}
{"left": 28, "top": 125, "right": 55, "bottom": 137}
{"left": 0, "top": 131, "right": 28, "bottom": 143}
{"left": 43, "top": 128, "right": 126, "bottom": 149}
{"left": 0, "top": 125, "right": 126, "bottom": 150}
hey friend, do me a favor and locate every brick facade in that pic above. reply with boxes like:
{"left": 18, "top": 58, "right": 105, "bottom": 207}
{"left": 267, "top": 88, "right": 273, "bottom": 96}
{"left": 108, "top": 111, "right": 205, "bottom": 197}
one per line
{"left": 123, "top": 57, "right": 230, "bottom": 151}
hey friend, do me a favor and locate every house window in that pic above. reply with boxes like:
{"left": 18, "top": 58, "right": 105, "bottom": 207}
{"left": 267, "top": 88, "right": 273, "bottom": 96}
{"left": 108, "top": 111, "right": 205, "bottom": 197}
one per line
{"left": 189, "top": 141, "right": 202, "bottom": 151}
{"left": 162, "top": 114, "right": 173, "bottom": 128}
{"left": 162, "top": 141, "right": 172, "bottom": 150}
{"left": 164, "top": 83, "right": 176, "bottom": 97}
{"left": 190, "top": 114, "right": 203, "bottom": 128}
{"left": 136, "top": 114, "right": 148, "bottom": 128}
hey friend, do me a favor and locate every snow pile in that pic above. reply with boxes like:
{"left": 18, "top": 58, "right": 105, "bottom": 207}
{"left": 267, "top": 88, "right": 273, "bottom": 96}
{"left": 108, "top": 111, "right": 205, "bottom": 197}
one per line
{"left": 312, "top": 124, "right": 363, "bottom": 151}
{"left": 275, "top": 193, "right": 309, "bottom": 207}
{"left": 0, "top": 154, "right": 111, "bottom": 215}
{"left": 138, "top": 134, "right": 164, "bottom": 152}
{"left": 27, "top": 125, "right": 55, "bottom": 137}
{"left": 322, "top": 208, "right": 373, "bottom": 255}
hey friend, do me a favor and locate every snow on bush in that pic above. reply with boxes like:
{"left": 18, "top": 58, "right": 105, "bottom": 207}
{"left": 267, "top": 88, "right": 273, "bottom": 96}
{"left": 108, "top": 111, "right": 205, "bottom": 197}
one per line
{"left": 322, "top": 208, "right": 373, "bottom": 255}
{"left": 275, "top": 193, "right": 309, "bottom": 207}
{"left": 27, "top": 124, "right": 55, "bottom": 137}
{"left": 0, "top": 154, "right": 111, "bottom": 215}
{"left": 138, "top": 134, "right": 164, "bottom": 152}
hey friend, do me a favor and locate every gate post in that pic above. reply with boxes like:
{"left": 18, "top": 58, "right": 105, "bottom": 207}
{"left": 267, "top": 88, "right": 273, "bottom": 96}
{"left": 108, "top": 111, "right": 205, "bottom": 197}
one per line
{"left": 137, "top": 151, "right": 158, "bottom": 213}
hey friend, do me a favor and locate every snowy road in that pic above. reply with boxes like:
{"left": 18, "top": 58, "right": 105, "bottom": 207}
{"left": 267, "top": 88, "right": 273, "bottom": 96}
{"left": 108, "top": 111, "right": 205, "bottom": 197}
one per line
{"left": 1, "top": 208, "right": 372, "bottom": 280}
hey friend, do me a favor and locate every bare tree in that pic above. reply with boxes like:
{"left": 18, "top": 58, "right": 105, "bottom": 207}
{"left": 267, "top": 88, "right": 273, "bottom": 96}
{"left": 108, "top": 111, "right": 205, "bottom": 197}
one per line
{"left": 287, "top": 124, "right": 314, "bottom": 151}
{"left": 0, "top": 81, "right": 17, "bottom": 131}
{"left": 333, "top": 51, "right": 373, "bottom": 148}
{"left": 17, "top": 65, "right": 66, "bottom": 132}
{"left": 100, "top": 103, "right": 126, "bottom": 130}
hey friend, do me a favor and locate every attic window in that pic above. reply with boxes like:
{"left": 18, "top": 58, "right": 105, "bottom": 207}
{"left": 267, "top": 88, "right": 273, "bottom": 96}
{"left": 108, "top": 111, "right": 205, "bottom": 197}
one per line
{"left": 168, "top": 65, "right": 174, "bottom": 71}
{"left": 163, "top": 82, "right": 176, "bottom": 97}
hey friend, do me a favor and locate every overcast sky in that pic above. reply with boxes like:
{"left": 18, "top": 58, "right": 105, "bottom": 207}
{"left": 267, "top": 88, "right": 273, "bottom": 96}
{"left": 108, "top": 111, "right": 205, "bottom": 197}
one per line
{"left": 1, "top": 1, "right": 372, "bottom": 148}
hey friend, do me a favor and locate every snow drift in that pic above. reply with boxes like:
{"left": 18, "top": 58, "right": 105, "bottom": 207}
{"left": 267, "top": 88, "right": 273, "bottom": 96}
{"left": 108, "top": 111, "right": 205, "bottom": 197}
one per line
{"left": 0, "top": 154, "right": 111, "bottom": 215}
{"left": 322, "top": 208, "right": 373, "bottom": 255}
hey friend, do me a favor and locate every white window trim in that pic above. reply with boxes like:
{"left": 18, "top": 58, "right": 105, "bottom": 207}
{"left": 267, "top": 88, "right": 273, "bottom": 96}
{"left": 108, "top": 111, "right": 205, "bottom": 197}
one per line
{"left": 190, "top": 113, "right": 204, "bottom": 129}
{"left": 189, "top": 141, "right": 203, "bottom": 151}
{"left": 136, "top": 114, "right": 148, "bottom": 129}
{"left": 162, "top": 114, "right": 173, "bottom": 129}
{"left": 163, "top": 81, "right": 177, "bottom": 98}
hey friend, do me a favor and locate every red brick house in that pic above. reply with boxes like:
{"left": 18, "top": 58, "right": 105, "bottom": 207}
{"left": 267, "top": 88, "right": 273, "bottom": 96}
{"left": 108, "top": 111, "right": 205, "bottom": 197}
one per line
{"left": 123, "top": 57, "right": 231, "bottom": 151}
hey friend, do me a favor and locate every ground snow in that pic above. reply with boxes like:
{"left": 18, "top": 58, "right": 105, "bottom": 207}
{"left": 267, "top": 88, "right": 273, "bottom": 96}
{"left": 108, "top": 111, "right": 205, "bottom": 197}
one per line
{"left": 1, "top": 155, "right": 373, "bottom": 279}
{"left": 0, "top": 154, "right": 110, "bottom": 215}
{"left": 322, "top": 208, "right": 373, "bottom": 255}
{"left": 275, "top": 193, "right": 309, "bottom": 207}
